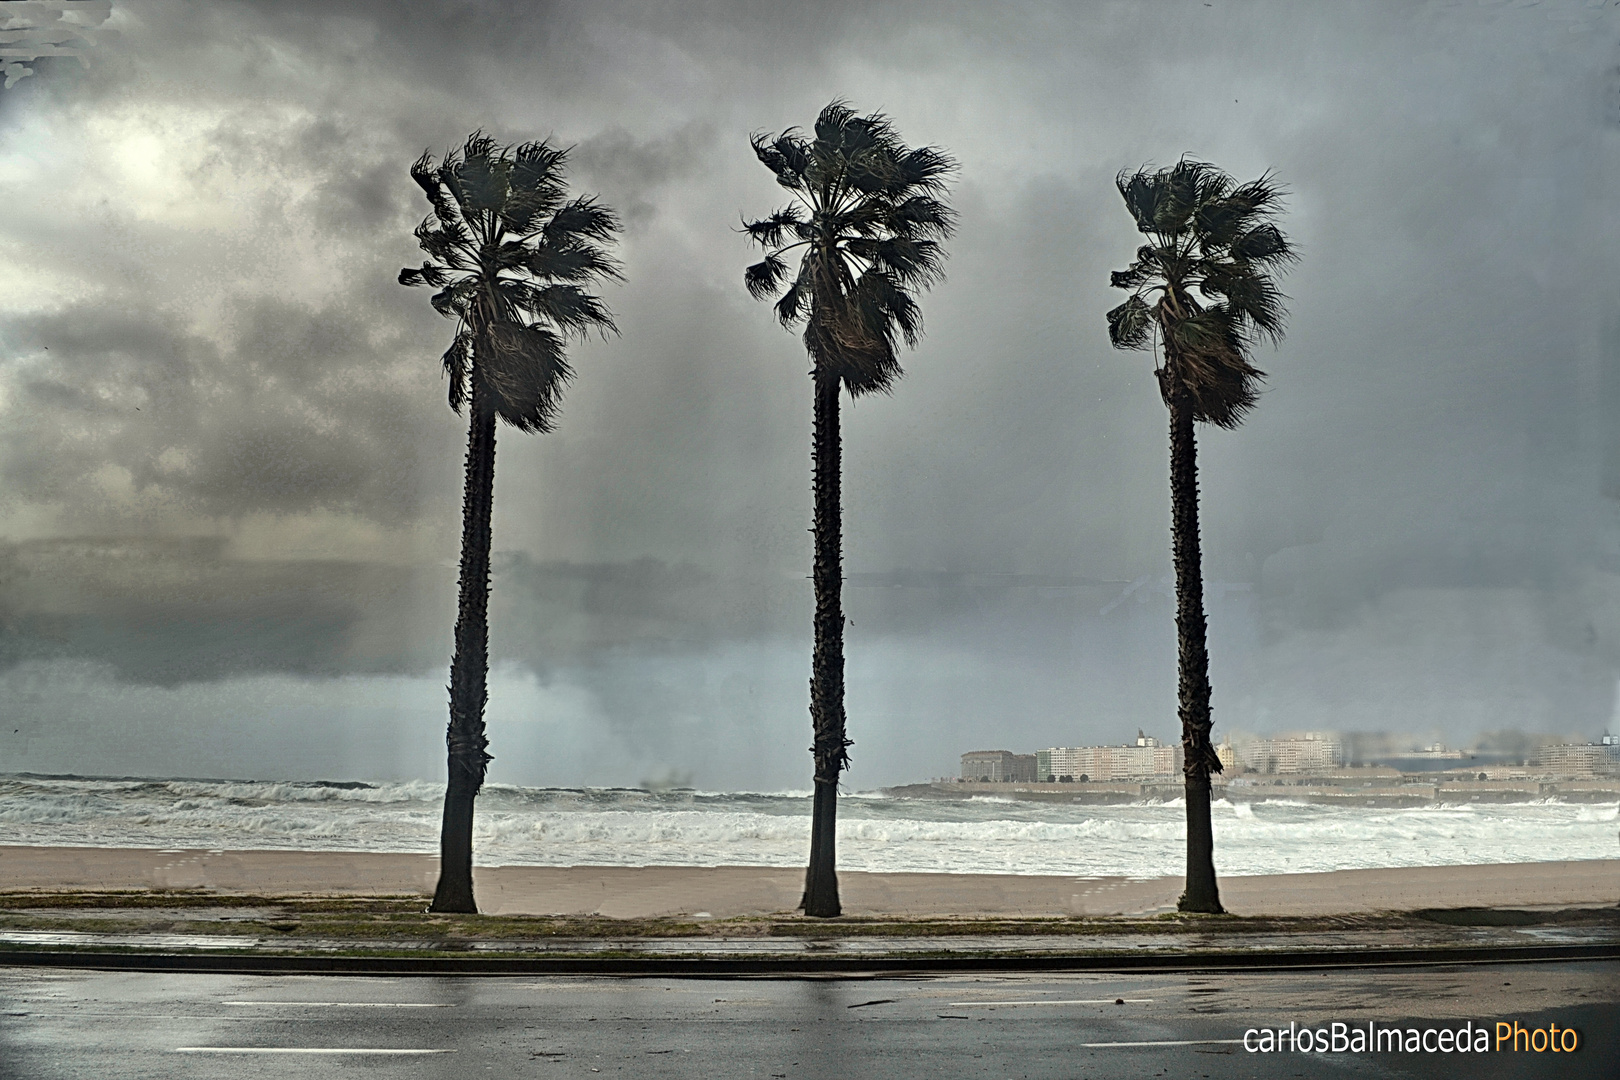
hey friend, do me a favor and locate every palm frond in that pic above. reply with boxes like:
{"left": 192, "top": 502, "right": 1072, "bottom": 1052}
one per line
{"left": 1110, "top": 244, "right": 1163, "bottom": 290}
{"left": 1177, "top": 159, "right": 1234, "bottom": 210}
{"left": 544, "top": 197, "right": 619, "bottom": 245}
{"left": 414, "top": 215, "right": 472, "bottom": 266}
{"left": 855, "top": 269, "right": 923, "bottom": 347}
{"left": 507, "top": 282, "right": 617, "bottom": 338}
{"left": 1230, "top": 223, "right": 1294, "bottom": 265}
{"left": 1116, "top": 167, "right": 1165, "bottom": 234}
{"left": 491, "top": 239, "right": 531, "bottom": 271}
{"left": 442, "top": 329, "right": 472, "bottom": 413}
{"left": 410, "top": 150, "right": 461, "bottom": 228}
{"left": 499, "top": 189, "right": 550, "bottom": 237}
{"left": 1192, "top": 198, "right": 1246, "bottom": 251}
{"left": 445, "top": 134, "right": 510, "bottom": 214}
{"left": 509, "top": 141, "right": 568, "bottom": 202}
{"left": 1168, "top": 308, "right": 1239, "bottom": 358}
{"left": 1107, "top": 295, "right": 1153, "bottom": 349}
{"left": 430, "top": 281, "right": 473, "bottom": 319}
{"left": 1151, "top": 165, "right": 1201, "bottom": 234}
{"left": 742, "top": 207, "right": 807, "bottom": 249}
{"left": 1192, "top": 176, "right": 1283, "bottom": 253}
{"left": 751, "top": 130, "right": 810, "bottom": 190}
{"left": 807, "top": 302, "right": 900, "bottom": 397}
{"left": 400, "top": 261, "right": 449, "bottom": 289}
{"left": 813, "top": 100, "right": 858, "bottom": 147}
{"left": 880, "top": 194, "right": 955, "bottom": 240}
{"left": 774, "top": 282, "right": 806, "bottom": 327}
{"left": 895, "top": 146, "right": 956, "bottom": 194}
{"left": 846, "top": 236, "right": 946, "bottom": 289}
{"left": 409, "top": 150, "right": 438, "bottom": 197}
{"left": 744, "top": 255, "right": 789, "bottom": 300}
{"left": 845, "top": 148, "right": 901, "bottom": 196}
{"left": 526, "top": 242, "right": 621, "bottom": 283}
{"left": 1188, "top": 369, "right": 1262, "bottom": 429}
{"left": 1197, "top": 262, "right": 1289, "bottom": 342}
{"left": 772, "top": 254, "right": 818, "bottom": 327}
{"left": 479, "top": 322, "right": 572, "bottom": 433}
{"left": 1226, "top": 172, "right": 1287, "bottom": 218}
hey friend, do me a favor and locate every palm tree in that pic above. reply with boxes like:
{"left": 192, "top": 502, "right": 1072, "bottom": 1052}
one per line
{"left": 1106, "top": 159, "right": 1294, "bottom": 914}
{"left": 743, "top": 102, "right": 955, "bottom": 917}
{"left": 400, "top": 132, "right": 620, "bottom": 914}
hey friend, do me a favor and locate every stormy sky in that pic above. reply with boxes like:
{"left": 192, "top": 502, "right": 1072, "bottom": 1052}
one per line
{"left": 1, "top": 0, "right": 1618, "bottom": 789}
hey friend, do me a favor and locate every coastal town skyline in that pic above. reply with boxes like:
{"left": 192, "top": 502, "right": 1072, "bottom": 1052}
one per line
{"left": 957, "top": 727, "right": 1620, "bottom": 784}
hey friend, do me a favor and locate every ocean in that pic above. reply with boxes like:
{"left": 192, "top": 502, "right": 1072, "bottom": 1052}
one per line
{"left": 0, "top": 774, "right": 1614, "bottom": 879}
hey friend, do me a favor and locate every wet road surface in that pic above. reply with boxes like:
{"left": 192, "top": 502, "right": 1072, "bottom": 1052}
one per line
{"left": 0, "top": 961, "right": 1615, "bottom": 1078}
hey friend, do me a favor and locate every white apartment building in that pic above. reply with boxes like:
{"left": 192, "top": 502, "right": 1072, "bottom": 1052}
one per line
{"left": 1534, "top": 741, "right": 1620, "bottom": 778}
{"left": 960, "top": 750, "right": 1038, "bottom": 782}
{"left": 1234, "top": 732, "right": 1344, "bottom": 774}
{"left": 1037, "top": 732, "right": 1182, "bottom": 782}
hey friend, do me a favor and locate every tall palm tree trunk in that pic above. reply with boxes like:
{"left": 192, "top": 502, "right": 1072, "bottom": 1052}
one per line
{"left": 1167, "top": 386, "right": 1223, "bottom": 914}
{"left": 802, "top": 369, "right": 847, "bottom": 918}
{"left": 431, "top": 377, "right": 497, "bottom": 915}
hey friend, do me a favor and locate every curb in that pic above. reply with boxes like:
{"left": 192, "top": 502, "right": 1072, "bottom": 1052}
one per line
{"left": 2, "top": 942, "right": 1617, "bottom": 977}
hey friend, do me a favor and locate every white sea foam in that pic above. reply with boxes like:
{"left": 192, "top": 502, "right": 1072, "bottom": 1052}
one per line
{"left": 0, "top": 774, "right": 1614, "bottom": 878}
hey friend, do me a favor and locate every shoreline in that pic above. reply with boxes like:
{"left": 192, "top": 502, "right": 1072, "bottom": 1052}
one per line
{"left": 1, "top": 846, "right": 1614, "bottom": 918}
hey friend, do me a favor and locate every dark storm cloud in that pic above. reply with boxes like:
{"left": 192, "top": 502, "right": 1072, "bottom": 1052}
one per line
{"left": 490, "top": 552, "right": 800, "bottom": 667}
{"left": 0, "top": 537, "right": 432, "bottom": 683}
{"left": 0, "top": 536, "right": 813, "bottom": 687}
{"left": 568, "top": 123, "right": 717, "bottom": 229}
{"left": 0, "top": 302, "right": 445, "bottom": 524}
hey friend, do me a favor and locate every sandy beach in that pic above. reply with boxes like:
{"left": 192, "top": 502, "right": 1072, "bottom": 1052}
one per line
{"left": 1, "top": 846, "right": 1613, "bottom": 918}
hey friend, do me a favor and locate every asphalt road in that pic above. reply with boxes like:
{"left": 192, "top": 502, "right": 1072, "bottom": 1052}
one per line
{"left": 0, "top": 962, "right": 1615, "bottom": 1078}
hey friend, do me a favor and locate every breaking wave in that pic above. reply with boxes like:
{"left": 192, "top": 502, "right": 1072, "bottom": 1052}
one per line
{"left": 0, "top": 774, "right": 1614, "bottom": 877}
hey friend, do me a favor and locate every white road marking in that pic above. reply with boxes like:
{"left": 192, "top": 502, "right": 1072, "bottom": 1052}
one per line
{"left": 1081, "top": 1039, "right": 1244, "bottom": 1048}
{"left": 174, "top": 1047, "right": 453, "bottom": 1055}
{"left": 949, "top": 999, "right": 1154, "bottom": 1006}
{"left": 220, "top": 1001, "right": 452, "bottom": 1008}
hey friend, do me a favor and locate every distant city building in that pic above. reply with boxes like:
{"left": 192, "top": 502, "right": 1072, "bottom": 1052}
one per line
{"left": 1215, "top": 738, "right": 1237, "bottom": 775}
{"left": 960, "top": 750, "right": 1037, "bottom": 782}
{"left": 1234, "top": 732, "right": 1344, "bottom": 775}
{"left": 1037, "top": 731, "right": 1182, "bottom": 782}
{"left": 1534, "top": 741, "right": 1619, "bottom": 778}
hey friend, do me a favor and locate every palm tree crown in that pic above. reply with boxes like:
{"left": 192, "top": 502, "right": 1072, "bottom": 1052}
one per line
{"left": 400, "top": 132, "right": 620, "bottom": 430}
{"left": 743, "top": 102, "right": 956, "bottom": 395}
{"left": 1106, "top": 159, "right": 1295, "bottom": 428}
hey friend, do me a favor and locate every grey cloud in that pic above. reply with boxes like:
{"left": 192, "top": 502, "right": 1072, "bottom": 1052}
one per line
{"left": 0, "top": 537, "right": 443, "bottom": 684}
{"left": 568, "top": 123, "right": 717, "bottom": 229}
{"left": 1, "top": 300, "right": 451, "bottom": 526}
{"left": 0, "top": 539, "right": 808, "bottom": 688}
